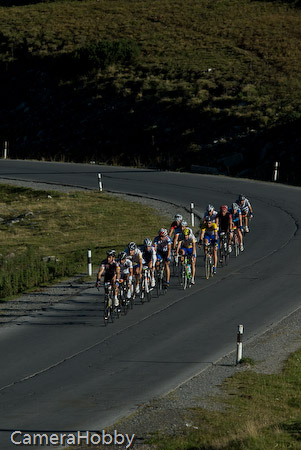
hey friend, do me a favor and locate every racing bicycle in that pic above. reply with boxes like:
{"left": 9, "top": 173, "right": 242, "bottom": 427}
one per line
{"left": 219, "top": 232, "right": 229, "bottom": 266}
{"left": 140, "top": 266, "right": 152, "bottom": 303}
{"left": 179, "top": 254, "right": 193, "bottom": 289}
{"left": 204, "top": 242, "right": 214, "bottom": 279}
{"left": 102, "top": 282, "right": 119, "bottom": 325}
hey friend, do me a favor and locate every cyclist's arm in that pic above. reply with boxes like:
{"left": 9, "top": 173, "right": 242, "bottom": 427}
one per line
{"left": 199, "top": 229, "right": 205, "bottom": 242}
{"left": 173, "top": 233, "right": 179, "bottom": 249}
{"left": 248, "top": 201, "right": 254, "bottom": 215}
{"left": 192, "top": 239, "right": 196, "bottom": 258}
{"left": 151, "top": 248, "right": 157, "bottom": 266}
{"left": 238, "top": 214, "right": 243, "bottom": 227}
{"left": 167, "top": 243, "right": 172, "bottom": 260}
{"left": 96, "top": 267, "right": 104, "bottom": 284}
{"left": 139, "top": 255, "right": 143, "bottom": 275}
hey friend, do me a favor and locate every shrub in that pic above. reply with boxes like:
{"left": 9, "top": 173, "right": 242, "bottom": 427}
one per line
{"left": 72, "top": 39, "right": 140, "bottom": 72}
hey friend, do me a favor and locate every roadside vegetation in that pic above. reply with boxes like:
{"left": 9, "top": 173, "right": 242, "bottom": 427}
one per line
{"left": 150, "top": 349, "right": 301, "bottom": 449}
{"left": 0, "top": 184, "right": 169, "bottom": 300}
{"left": 0, "top": 0, "right": 300, "bottom": 182}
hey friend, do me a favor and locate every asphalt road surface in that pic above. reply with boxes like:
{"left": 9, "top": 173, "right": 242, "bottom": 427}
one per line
{"left": 0, "top": 160, "right": 300, "bottom": 449}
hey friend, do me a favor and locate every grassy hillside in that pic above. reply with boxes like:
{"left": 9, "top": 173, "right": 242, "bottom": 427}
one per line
{"left": 0, "top": 0, "right": 300, "bottom": 182}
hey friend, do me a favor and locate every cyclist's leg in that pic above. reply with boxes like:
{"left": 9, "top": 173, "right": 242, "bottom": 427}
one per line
{"left": 111, "top": 276, "right": 119, "bottom": 307}
{"left": 134, "top": 264, "right": 140, "bottom": 293}
{"left": 165, "top": 256, "right": 170, "bottom": 283}
{"left": 213, "top": 237, "right": 218, "bottom": 272}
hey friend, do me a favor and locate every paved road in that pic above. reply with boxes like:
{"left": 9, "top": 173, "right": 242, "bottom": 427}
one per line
{"left": 0, "top": 160, "right": 300, "bottom": 448}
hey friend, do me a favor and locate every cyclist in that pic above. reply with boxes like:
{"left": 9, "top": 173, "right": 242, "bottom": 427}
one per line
{"left": 229, "top": 202, "right": 244, "bottom": 251}
{"left": 96, "top": 249, "right": 119, "bottom": 307}
{"left": 176, "top": 228, "right": 197, "bottom": 284}
{"left": 216, "top": 205, "right": 232, "bottom": 253}
{"left": 172, "top": 219, "right": 193, "bottom": 263}
{"left": 236, "top": 194, "right": 254, "bottom": 232}
{"left": 154, "top": 228, "right": 172, "bottom": 287}
{"left": 203, "top": 204, "right": 218, "bottom": 222}
{"left": 169, "top": 213, "right": 183, "bottom": 238}
{"left": 199, "top": 216, "right": 218, "bottom": 275}
{"left": 141, "top": 238, "right": 157, "bottom": 287}
{"left": 117, "top": 251, "right": 133, "bottom": 299}
{"left": 125, "top": 242, "right": 143, "bottom": 294}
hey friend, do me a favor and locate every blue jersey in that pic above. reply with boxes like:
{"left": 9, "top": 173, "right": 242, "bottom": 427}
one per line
{"left": 141, "top": 246, "right": 156, "bottom": 263}
{"left": 229, "top": 208, "right": 241, "bottom": 224}
{"left": 154, "top": 235, "right": 172, "bottom": 253}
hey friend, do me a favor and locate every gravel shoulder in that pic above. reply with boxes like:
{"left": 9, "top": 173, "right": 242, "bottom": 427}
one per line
{"left": 1, "top": 177, "right": 300, "bottom": 449}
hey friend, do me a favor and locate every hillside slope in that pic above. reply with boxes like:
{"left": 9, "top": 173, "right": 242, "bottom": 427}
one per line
{"left": 0, "top": 0, "right": 300, "bottom": 183}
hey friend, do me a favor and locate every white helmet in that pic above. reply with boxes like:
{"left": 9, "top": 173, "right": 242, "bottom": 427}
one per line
{"left": 174, "top": 214, "right": 183, "bottom": 222}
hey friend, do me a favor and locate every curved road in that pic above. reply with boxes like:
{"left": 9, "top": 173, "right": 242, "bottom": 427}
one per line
{"left": 0, "top": 160, "right": 300, "bottom": 448}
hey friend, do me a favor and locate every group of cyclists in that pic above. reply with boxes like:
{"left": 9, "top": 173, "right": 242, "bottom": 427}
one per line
{"left": 96, "top": 194, "right": 254, "bottom": 310}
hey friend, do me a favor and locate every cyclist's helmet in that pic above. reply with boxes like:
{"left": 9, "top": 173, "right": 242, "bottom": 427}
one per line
{"left": 174, "top": 213, "right": 183, "bottom": 222}
{"left": 238, "top": 194, "right": 245, "bottom": 202}
{"left": 206, "top": 215, "right": 212, "bottom": 223}
{"left": 220, "top": 205, "right": 228, "bottom": 212}
{"left": 107, "top": 249, "right": 116, "bottom": 257}
{"left": 181, "top": 220, "right": 188, "bottom": 227}
{"left": 183, "top": 228, "right": 190, "bottom": 236}
{"left": 128, "top": 241, "right": 137, "bottom": 251}
{"left": 144, "top": 238, "right": 152, "bottom": 247}
{"left": 207, "top": 204, "right": 214, "bottom": 212}
{"left": 119, "top": 251, "right": 127, "bottom": 261}
{"left": 232, "top": 202, "right": 239, "bottom": 211}
{"left": 159, "top": 228, "right": 168, "bottom": 237}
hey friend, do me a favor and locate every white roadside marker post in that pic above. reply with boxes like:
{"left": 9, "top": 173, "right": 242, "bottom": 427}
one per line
{"left": 98, "top": 173, "right": 103, "bottom": 191}
{"left": 3, "top": 141, "right": 8, "bottom": 159}
{"left": 87, "top": 249, "right": 92, "bottom": 276}
{"left": 190, "top": 202, "right": 195, "bottom": 227}
{"left": 236, "top": 324, "right": 244, "bottom": 365}
{"left": 273, "top": 161, "right": 279, "bottom": 182}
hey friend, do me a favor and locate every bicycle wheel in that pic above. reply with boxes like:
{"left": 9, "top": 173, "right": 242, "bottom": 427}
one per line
{"left": 223, "top": 252, "right": 229, "bottom": 266}
{"left": 205, "top": 254, "right": 211, "bottom": 280}
{"left": 219, "top": 247, "right": 224, "bottom": 267}
{"left": 122, "top": 297, "right": 128, "bottom": 315}
{"left": 183, "top": 266, "right": 188, "bottom": 290}
{"left": 178, "top": 263, "right": 183, "bottom": 286}
{"left": 103, "top": 294, "right": 110, "bottom": 325}
{"left": 140, "top": 277, "right": 145, "bottom": 304}
{"left": 234, "top": 234, "right": 240, "bottom": 257}
{"left": 103, "top": 307, "right": 109, "bottom": 326}
{"left": 146, "top": 273, "right": 152, "bottom": 302}
{"left": 110, "top": 307, "right": 115, "bottom": 323}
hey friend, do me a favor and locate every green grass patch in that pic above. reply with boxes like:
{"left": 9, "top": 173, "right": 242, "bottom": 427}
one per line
{"left": 0, "top": 184, "right": 169, "bottom": 300}
{"left": 149, "top": 349, "right": 301, "bottom": 449}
